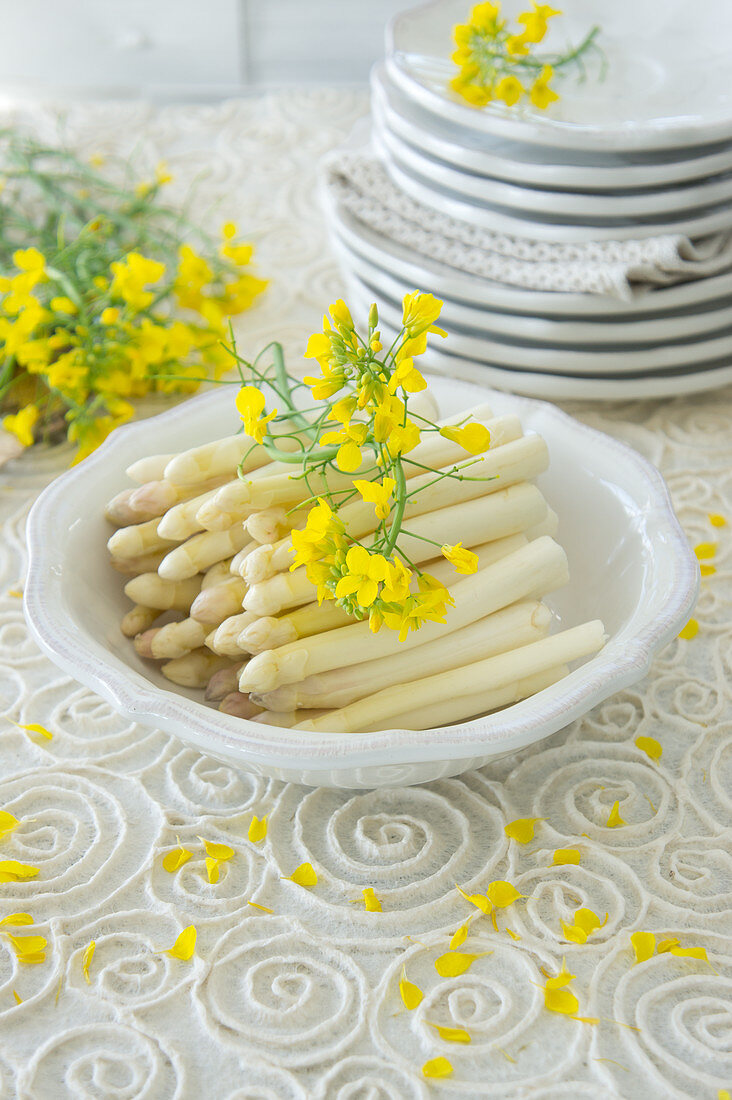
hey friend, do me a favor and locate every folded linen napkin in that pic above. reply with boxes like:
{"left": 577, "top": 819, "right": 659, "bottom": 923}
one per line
{"left": 324, "top": 152, "right": 732, "bottom": 302}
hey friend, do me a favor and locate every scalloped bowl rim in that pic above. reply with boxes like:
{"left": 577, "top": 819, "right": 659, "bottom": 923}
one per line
{"left": 24, "top": 381, "right": 699, "bottom": 779}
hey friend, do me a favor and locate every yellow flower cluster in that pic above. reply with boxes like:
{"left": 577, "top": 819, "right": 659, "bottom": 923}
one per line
{"left": 231, "top": 294, "right": 494, "bottom": 640}
{"left": 0, "top": 145, "right": 267, "bottom": 464}
{"left": 451, "top": 2, "right": 599, "bottom": 111}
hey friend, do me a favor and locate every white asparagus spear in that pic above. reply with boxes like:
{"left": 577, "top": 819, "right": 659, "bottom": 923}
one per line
{"left": 298, "top": 621, "right": 605, "bottom": 733}
{"left": 245, "top": 508, "right": 300, "bottom": 545}
{"left": 127, "top": 474, "right": 229, "bottom": 524}
{"left": 121, "top": 605, "right": 159, "bottom": 637}
{"left": 161, "top": 649, "right": 232, "bottom": 688}
{"left": 157, "top": 482, "right": 238, "bottom": 541}
{"left": 230, "top": 543, "right": 260, "bottom": 576}
{"left": 218, "top": 692, "right": 262, "bottom": 718}
{"left": 252, "top": 708, "right": 329, "bottom": 728}
{"left": 241, "top": 533, "right": 531, "bottom": 657}
{"left": 369, "top": 666, "right": 569, "bottom": 732}
{"left": 126, "top": 453, "right": 177, "bottom": 483}
{"left": 200, "top": 558, "right": 235, "bottom": 589}
{"left": 529, "top": 508, "right": 558, "bottom": 539}
{"left": 205, "top": 663, "right": 246, "bottom": 702}
{"left": 124, "top": 572, "right": 202, "bottom": 612}
{"left": 239, "top": 536, "right": 568, "bottom": 694}
{"left": 208, "top": 612, "right": 258, "bottom": 657}
{"left": 243, "top": 483, "right": 548, "bottom": 617}
{"left": 199, "top": 412, "right": 522, "bottom": 531}
{"left": 110, "top": 550, "right": 168, "bottom": 576}
{"left": 254, "top": 596, "right": 549, "bottom": 712}
{"left": 158, "top": 527, "right": 252, "bottom": 581}
{"left": 190, "top": 576, "right": 248, "bottom": 623}
{"left": 134, "top": 618, "right": 210, "bottom": 660}
{"left": 105, "top": 487, "right": 147, "bottom": 527}
{"left": 163, "top": 435, "right": 272, "bottom": 487}
{"left": 241, "top": 538, "right": 294, "bottom": 584}
{"left": 107, "top": 518, "right": 178, "bottom": 559}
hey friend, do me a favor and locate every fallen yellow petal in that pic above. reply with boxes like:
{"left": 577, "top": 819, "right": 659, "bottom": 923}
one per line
{"left": 505, "top": 928, "right": 521, "bottom": 941}
{"left": 82, "top": 941, "right": 95, "bottom": 984}
{"left": 657, "top": 937, "right": 680, "bottom": 954}
{"left": 449, "top": 922, "right": 470, "bottom": 950}
{"left": 700, "top": 563, "right": 716, "bottom": 576}
{"left": 635, "top": 736, "right": 662, "bottom": 762}
{"left": 545, "top": 957, "right": 575, "bottom": 991}
{"left": 162, "top": 846, "right": 192, "bottom": 873}
{"left": 399, "top": 965, "right": 423, "bottom": 1010}
{"left": 434, "top": 951, "right": 491, "bottom": 977}
{"left": 487, "top": 880, "right": 523, "bottom": 908}
{"left": 606, "top": 801, "right": 626, "bottom": 828}
{"left": 574, "top": 908, "right": 607, "bottom": 936}
{"left": 286, "top": 862, "right": 317, "bottom": 888}
{"left": 430, "top": 1023, "right": 471, "bottom": 1043}
{"left": 0, "top": 811, "right": 19, "bottom": 839}
{"left": 166, "top": 925, "right": 196, "bottom": 961}
{"left": 422, "top": 1057, "right": 452, "bottom": 1079}
{"left": 0, "top": 861, "right": 39, "bottom": 883}
{"left": 247, "top": 900, "right": 274, "bottom": 913}
{"left": 694, "top": 542, "right": 717, "bottom": 560}
{"left": 670, "top": 946, "right": 710, "bottom": 963}
{"left": 455, "top": 883, "right": 492, "bottom": 913}
{"left": 205, "top": 857, "right": 221, "bottom": 884}
{"left": 631, "top": 931, "right": 655, "bottom": 963}
{"left": 7, "top": 589, "right": 22, "bottom": 598}
{"left": 248, "top": 815, "right": 267, "bottom": 843}
{"left": 504, "top": 817, "right": 542, "bottom": 844}
{"left": 12, "top": 989, "right": 21, "bottom": 1005}
{"left": 12, "top": 721, "right": 53, "bottom": 741}
{"left": 678, "top": 619, "right": 699, "bottom": 640}
{"left": 545, "top": 987, "right": 579, "bottom": 1015}
{"left": 199, "top": 838, "right": 234, "bottom": 861}
{"left": 362, "top": 887, "right": 382, "bottom": 912}
{"left": 7, "top": 934, "right": 47, "bottom": 963}
{"left": 708, "top": 513, "right": 727, "bottom": 527}
{"left": 0, "top": 913, "right": 33, "bottom": 927}
{"left": 552, "top": 848, "right": 581, "bottom": 865}
{"left": 718, "top": 1090, "right": 730, "bottom": 1100}
{"left": 561, "top": 921, "right": 587, "bottom": 945}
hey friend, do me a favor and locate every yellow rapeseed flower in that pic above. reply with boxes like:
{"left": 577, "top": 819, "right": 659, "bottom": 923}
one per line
{"left": 441, "top": 542, "right": 479, "bottom": 575}
{"left": 3, "top": 405, "right": 39, "bottom": 448}
{"left": 235, "top": 386, "right": 277, "bottom": 445}
{"left": 352, "top": 477, "right": 395, "bottom": 521}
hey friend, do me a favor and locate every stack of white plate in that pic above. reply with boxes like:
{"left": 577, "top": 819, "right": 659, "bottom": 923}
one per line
{"left": 326, "top": 0, "right": 732, "bottom": 399}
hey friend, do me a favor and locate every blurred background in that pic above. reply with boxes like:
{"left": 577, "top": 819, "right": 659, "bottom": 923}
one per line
{"left": 0, "top": 0, "right": 407, "bottom": 101}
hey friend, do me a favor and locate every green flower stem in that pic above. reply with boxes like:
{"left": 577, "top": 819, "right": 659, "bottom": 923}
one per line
{"left": 382, "top": 456, "right": 407, "bottom": 557}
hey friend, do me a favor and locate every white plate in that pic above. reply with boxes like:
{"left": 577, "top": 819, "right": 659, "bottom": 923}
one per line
{"left": 24, "top": 380, "right": 698, "bottom": 788}
{"left": 344, "top": 270, "right": 732, "bottom": 375}
{"left": 327, "top": 192, "right": 732, "bottom": 318}
{"left": 337, "top": 240, "right": 732, "bottom": 346}
{"left": 375, "top": 123, "right": 732, "bottom": 219}
{"left": 371, "top": 64, "right": 732, "bottom": 191}
{"left": 387, "top": 0, "right": 732, "bottom": 151}
{"left": 381, "top": 151, "right": 732, "bottom": 243}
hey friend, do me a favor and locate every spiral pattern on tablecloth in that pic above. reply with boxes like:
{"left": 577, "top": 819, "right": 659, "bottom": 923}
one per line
{"left": 222, "top": 1062, "right": 306, "bottom": 1100}
{"left": 571, "top": 690, "right": 650, "bottom": 745}
{"left": 0, "top": 768, "right": 161, "bottom": 920}
{"left": 20, "top": 1023, "right": 181, "bottom": 1099}
{"left": 681, "top": 723, "right": 732, "bottom": 831}
{"left": 265, "top": 780, "right": 510, "bottom": 937}
{"left": 313, "top": 1056, "right": 426, "bottom": 1099}
{"left": 64, "top": 909, "right": 203, "bottom": 1010}
{"left": 0, "top": 920, "right": 57, "bottom": 1019}
{"left": 149, "top": 823, "right": 264, "bottom": 924}
{"left": 196, "top": 917, "right": 366, "bottom": 1068}
{"left": 153, "top": 747, "right": 276, "bottom": 819}
{"left": 592, "top": 932, "right": 732, "bottom": 1098}
{"left": 506, "top": 743, "right": 678, "bottom": 848}
{"left": 20, "top": 680, "right": 168, "bottom": 769}
{"left": 513, "top": 848, "right": 646, "bottom": 946}
{"left": 373, "top": 932, "right": 584, "bottom": 1092}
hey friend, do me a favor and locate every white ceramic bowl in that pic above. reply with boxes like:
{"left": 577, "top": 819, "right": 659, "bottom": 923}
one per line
{"left": 25, "top": 378, "right": 698, "bottom": 790}
{"left": 387, "top": 0, "right": 732, "bottom": 151}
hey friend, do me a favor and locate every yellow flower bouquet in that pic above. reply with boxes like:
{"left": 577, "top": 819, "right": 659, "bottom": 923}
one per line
{"left": 0, "top": 130, "right": 267, "bottom": 464}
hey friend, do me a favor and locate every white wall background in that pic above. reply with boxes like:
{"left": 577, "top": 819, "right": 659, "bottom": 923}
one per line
{"left": 0, "top": 0, "right": 408, "bottom": 99}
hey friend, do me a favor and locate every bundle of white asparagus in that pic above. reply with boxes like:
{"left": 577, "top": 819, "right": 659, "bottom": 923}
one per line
{"left": 106, "top": 394, "right": 605, "bottom": 732}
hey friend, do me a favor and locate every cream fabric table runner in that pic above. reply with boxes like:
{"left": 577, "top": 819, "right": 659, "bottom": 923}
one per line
{"left": 0, "top": 93, "right": 730, "bottom": 1100}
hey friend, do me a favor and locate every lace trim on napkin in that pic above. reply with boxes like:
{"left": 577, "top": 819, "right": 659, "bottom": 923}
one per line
{"left": 324, "top": 152, "right": 732, "bottom": 301}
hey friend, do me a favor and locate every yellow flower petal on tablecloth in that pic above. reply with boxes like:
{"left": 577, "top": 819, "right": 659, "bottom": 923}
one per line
{"left": 399, "top": 966, "right": 423, "bottom": 1010}
{"left": 82, "top": 941, "right": 95, "bottom": 984}
{"left": 286, "top": 862, "right": 318, "bottom": 888}
{"left": 504, "top": 817, "right": 543, "bottom": 843}
{"left": 678, "top": 619, "right": 699, "bottom": 639}
{"left": 455, "top": 884, "right": 492, "bottom": 914}
{"left": 0, "top": 811, "right": 19, "bottom": 839}
{"left": 552, "top": 848, "right": 581, "bottom": 865}
{"left": 486, "top": 881, "right": 523, "bottom": 908}
{"left": 435, "top": 951, "right": 491, "bottom": 977}
{"left": 430, "top": 1023, "right": 471, "bottom": 1043}
{"left": 0, "top": 913, "right": 33, "bottom": 927}
{"left": 422, "top": 1057, "right": 453, "bottom": 1078}
{"left": 162, "top": 846, "right": 191, "bottom": 873}
{"left": 165, "top": 926, "right": 196, "bottom": 961}
{"left": 631, "top": 931, "right": 656, "bottom": 963}
{"left": 635, "top": 736, "right": 662, "bottom": 761}
{"left": 248, "top": 815, "right": 267, "bottom": 843}
{"left": 606, "top": 801, "right": 626, "bottom": 828}
{"left": 0, "top": 861, "right": 39, "bottom": 883}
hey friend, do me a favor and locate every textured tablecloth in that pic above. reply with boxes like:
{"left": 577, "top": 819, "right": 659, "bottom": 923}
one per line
{"left": 1, "top": 93, "right": 731, "bottom": 1100}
